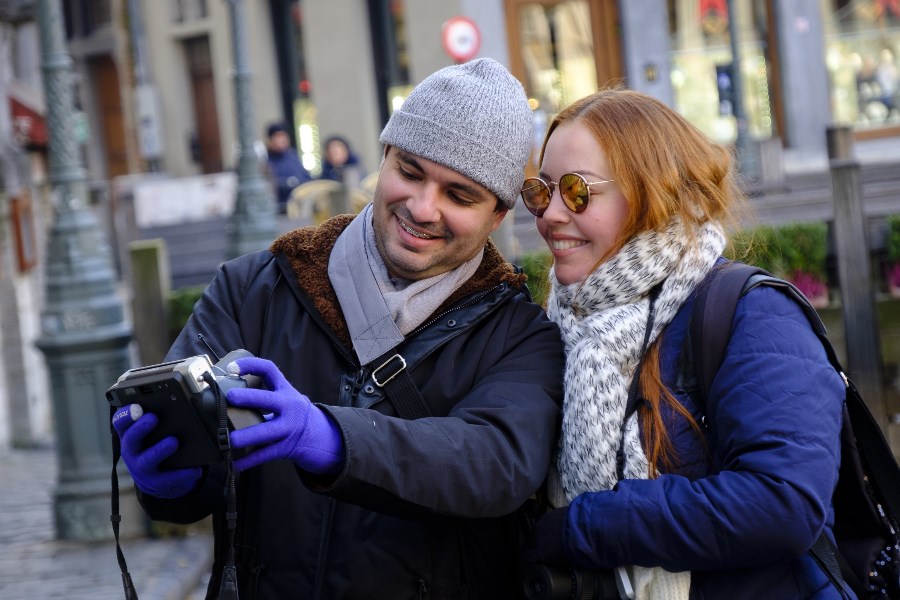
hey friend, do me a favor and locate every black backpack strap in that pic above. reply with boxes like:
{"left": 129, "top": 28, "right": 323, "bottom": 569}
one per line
{"left": 810, "top": 534, "right": 859, "bottom": 598}
{"left": 690, "top": 261, "right": 769, "bottom": 400}
{"left": 616, "top": 282, "right": 664, "bottom": 480}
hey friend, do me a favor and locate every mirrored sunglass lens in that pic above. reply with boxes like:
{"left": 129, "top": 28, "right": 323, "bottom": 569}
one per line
{"left": 521, "top": 179, "right": 548, "bottom": 213}
{"left": 559, "top": 174, "right": 589, "bottom": 212}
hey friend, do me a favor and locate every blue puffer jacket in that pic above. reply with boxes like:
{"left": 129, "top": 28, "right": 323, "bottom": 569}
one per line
{"left": 562, "top": 278, "right": 851, "bottom": 599}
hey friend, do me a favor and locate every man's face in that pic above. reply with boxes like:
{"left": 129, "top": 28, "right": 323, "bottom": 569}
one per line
{"left": 268, "top": 131, "right": 290, "bottom": 152}
{"left": 371, "top": 147, "right": 506, "bottom": 281}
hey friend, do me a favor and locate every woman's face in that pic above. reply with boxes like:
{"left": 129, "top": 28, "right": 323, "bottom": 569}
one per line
{"left": 536, "top": 120, "right": 630, "bottom": 285}
{"left": 326, "top": 140, "right": 350, "bottom": 166}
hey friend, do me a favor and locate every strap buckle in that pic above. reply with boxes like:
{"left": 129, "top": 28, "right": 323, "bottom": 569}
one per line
{"left": 372, "top": 354, "right": 406, "bottom": 387}
{"left": 217, "top": 427, "right": 231, "bottom": 450}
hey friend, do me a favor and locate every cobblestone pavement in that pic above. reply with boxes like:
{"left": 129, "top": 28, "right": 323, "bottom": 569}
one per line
{"left": 0, "top": 445, "right": 212, "bottom": 600}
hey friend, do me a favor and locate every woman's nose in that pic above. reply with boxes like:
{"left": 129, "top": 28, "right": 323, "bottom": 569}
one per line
{"left": 539, "top": 187, "right": 570, "bottom": 223}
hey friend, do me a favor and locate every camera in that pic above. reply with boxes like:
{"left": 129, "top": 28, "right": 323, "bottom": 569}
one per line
{"left": 523, "top": 564, "right": 634, "bottom": 600}
{"left": 106, "top": 349, "right": 264, "bottom": 469}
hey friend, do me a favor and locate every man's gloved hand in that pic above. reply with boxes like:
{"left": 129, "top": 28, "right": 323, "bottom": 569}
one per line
{"left": 226, "top": 357, "right": 345, "bottom": 474}
{"left": 111, "top": 404, "right": 203, "bottom": 499}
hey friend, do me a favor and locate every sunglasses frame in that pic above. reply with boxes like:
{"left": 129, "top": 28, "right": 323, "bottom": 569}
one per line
{"left": 520, "top": 173, "right": 614, "bottom": 217}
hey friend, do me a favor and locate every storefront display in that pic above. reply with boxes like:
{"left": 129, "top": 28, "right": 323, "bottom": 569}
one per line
{"left": 668, "top": 0, "right": 774, "bottom": 144}
{"left": 823, "top": 0, "right": 900, "bottom": 131}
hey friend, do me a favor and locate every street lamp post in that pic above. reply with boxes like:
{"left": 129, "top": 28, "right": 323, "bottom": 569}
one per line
{"left": 34, "top": 0, "right": 142, "bottom": 541}
{"left": 225, "top": 0, "right": 278, "bottom": 259}
{"left": 726, "top": 0, "right": 759, "bottom": 180}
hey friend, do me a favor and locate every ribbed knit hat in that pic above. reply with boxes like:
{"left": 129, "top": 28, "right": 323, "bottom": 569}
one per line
{"left": 379, "top": 58, "right": 533, "bottom": 209}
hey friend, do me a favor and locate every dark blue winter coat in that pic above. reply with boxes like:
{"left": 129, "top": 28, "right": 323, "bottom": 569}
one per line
{"left": 560, "top": 275, "right": 850, "bottom": 598}
{"left": 267, "top": 147, "right": 311, "bottom": 210}
{"left": 138, "top": 215, "right": 564, "bottom": 599}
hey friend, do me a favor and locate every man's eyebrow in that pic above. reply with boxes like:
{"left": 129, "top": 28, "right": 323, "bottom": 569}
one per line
{"left": 396, "top": 151, "right": 423, "bottom": 171}
{"left": 446, "top": 178, "right": 488, "bottom": 199}
{"left": 397, "top": 150, "right": 489, "bottom": 200}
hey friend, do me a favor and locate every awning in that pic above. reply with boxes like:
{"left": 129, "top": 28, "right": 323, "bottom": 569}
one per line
{"left": 8, "top": 80, "right": 46, "bottom": 149}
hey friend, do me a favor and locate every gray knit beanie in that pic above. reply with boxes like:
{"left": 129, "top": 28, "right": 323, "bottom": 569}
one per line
{"left": 379, "top": 58, "right": 533, "bottom": 209}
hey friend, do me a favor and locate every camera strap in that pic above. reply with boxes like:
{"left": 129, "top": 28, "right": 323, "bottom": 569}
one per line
{"left": 109, "top": 405, "right": 140, "bottom": 600}
{"left": 205, "top": 371, "right": 239, "bottom": 600}
{"left": 108, "top": 377, "right": 242, "bottom": 600}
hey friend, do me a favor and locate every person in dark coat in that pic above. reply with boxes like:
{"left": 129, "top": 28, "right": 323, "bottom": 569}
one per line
{"left": 520, "top": 89, "right": 852, "bottom": 599}
{"left": 265, "top": 121, "right": 311, "bottom": 214}
{"left": 112, "top": 58, "right": 563, "bottom": 599}
{"left": 319, "top": 135, "right": 366, "bottom": 188}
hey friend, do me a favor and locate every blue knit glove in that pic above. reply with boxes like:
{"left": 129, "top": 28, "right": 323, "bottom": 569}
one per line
{"left": 226, "top": 357, "right": 345, "bottom": 474}
{"left": 111, "top": 404, "right": 203, "bottom": 499}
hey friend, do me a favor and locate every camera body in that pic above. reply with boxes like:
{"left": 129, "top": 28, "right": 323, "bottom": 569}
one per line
{"left": 106, "top": 349, "right": 263, "bottom": 469}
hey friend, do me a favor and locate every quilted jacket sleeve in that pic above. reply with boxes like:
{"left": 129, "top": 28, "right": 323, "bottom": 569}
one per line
{"left": 561, "top": 285, "right": 845, "bottom": 571}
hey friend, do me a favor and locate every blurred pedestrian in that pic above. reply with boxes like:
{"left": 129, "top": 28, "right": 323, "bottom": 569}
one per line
{"left": 319, "top": 135, "right": 366, "bottom": 189}
{"left": 265, "top": 121, "right": 311, "bottom": 214}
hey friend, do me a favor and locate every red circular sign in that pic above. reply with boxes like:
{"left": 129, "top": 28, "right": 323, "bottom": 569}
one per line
{"left": 442, "top": 17, "right": 481, "bottom": 62}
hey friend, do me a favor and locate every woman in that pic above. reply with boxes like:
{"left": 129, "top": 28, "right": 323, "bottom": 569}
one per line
{"left": 319, "top": 135, "right": 366, "bottom": 188}
{"left": 521, "top": 89, "right": 850, "bottom": 599}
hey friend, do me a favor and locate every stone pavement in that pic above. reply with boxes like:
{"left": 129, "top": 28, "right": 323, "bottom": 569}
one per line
{"left": 0, "top": 444, "right": 213, "bottom": 600}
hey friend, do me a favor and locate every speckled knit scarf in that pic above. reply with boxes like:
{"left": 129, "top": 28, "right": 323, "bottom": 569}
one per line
{"left": 546, "top": 218, "right": 726, "bottom": 600}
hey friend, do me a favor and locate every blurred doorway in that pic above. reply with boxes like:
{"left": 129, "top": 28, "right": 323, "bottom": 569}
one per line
{"left": 185, "top": 36, "right": 223, "bottom": 174}
{"left": 89, "top": 55, "right": 129, "bottom": 178}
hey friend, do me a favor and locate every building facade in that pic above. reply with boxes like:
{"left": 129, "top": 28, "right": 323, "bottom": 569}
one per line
{"left": 289, "top": 0, "right": 900, "bottom": 178}
{"left": 3, "top": 1, "right": 900, "bottom": 452}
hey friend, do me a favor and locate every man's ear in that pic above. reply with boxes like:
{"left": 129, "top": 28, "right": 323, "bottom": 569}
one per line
{"left": 489, "top": 207, "right": 509, "bottom": 233}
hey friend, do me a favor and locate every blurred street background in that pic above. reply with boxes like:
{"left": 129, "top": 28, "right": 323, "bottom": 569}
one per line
{"left": 2, "top": 0, "right": 900, "bottom": 598}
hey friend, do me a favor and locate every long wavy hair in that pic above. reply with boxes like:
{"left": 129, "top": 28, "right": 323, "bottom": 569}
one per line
{"left": 539, "top": 88, "right": 748, "bottom": 475}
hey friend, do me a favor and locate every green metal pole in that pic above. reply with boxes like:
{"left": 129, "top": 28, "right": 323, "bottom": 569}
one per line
{"left": 225, "top": 0, "right": 278, "bottom": 259}
{"left": 726, "top": 0, "right": 759, "bottom": 181}
{"left": 34, "top": 0, "right": 142, "bottom": 541}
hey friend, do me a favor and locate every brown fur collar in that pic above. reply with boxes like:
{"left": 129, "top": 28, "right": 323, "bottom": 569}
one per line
{"left": 270, "top": 214, "right": 527, "bottom": 350}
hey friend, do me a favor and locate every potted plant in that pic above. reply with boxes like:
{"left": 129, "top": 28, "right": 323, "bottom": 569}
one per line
{"left": 885, "top": 214, "right": 900, "bottom": 297}
{"left": 774, "top": 221, "right": 830, "bottom": 308}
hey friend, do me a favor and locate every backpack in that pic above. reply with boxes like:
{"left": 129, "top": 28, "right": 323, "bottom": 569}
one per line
{"left": 686, "top": 261, "right": 900, "bottom": 600}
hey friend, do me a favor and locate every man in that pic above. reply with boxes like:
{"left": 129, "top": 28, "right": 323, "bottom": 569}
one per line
{"left": 112, "top": 58, "right": 563, "bottom": 599}
{"left": 265, "top": 121, "right": 311, "bottom": 214}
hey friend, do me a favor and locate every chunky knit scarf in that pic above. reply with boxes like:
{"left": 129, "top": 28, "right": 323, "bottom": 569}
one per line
{"left": 546, "top": 218, "right": 726, "bottom": 600}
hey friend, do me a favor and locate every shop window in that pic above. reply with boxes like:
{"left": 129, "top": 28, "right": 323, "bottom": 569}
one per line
{"left": 173, "top": 0, "right": 208, "bottom": 23}
{"left": 505, "top": 0, "right": 619, "bottom": 175}
{"left": 668, "top": 0, "right": 775, "bottom": 144}
{"left": 64, "top": 0, "right": 112, "bottom": 38}
{"left": 824, "top": 0, "right": 900, "bottom": 132}
{"left": 516, "top": 1, "right": 599, "bottom": 116}
{"left": 289, "top": 2, "right": 320, "bottom": 175}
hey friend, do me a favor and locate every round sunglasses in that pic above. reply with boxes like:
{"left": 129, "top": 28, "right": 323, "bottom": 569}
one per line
{"left": 520, "top": 173, "right": 614, "bottom": 217}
